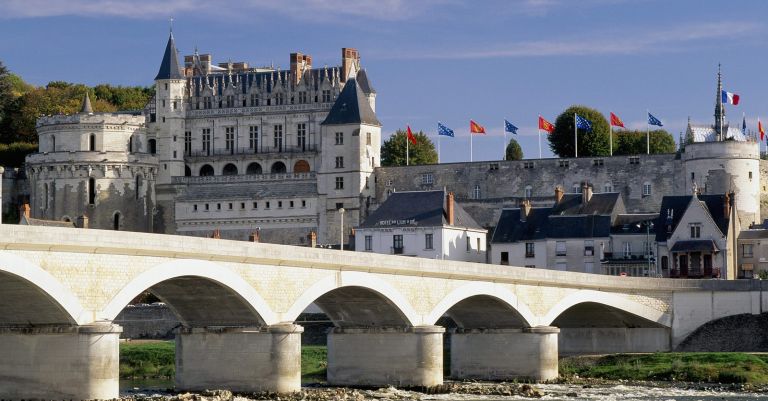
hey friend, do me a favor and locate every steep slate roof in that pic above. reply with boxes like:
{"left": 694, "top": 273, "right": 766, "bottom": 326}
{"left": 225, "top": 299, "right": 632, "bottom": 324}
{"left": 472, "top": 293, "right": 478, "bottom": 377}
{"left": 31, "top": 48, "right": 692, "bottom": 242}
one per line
{"left": 321, "top": 77, "right": 381, "bottom": 126}
{"left": 655, "top": 194, "right": 730, "bottom": 242}
{"left": 359, "top": 190, "right": 483, "bottom": 230}
{"left": 491, "top": 208, "right": 551, "bottom": 243}
{"left": 551, "top": 192, "right": 621, "bottom": 216}
{"left": 611, "top": 213, "right": 659, "bottom": 235}
{"left": 80, "top": 93, "right": 93, "bottom": 114}
{"left": 155, "top": 33, "right": 184, "bottom": 80}
{"left": 356, "top": 69, "right": 376, "bottom": 94}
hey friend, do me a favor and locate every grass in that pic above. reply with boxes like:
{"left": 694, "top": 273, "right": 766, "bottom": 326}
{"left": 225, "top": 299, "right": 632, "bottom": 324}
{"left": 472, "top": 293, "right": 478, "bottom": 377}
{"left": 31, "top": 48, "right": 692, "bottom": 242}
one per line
{"left": 301, "top": 345, "right": 328, "bottom": 382}
{"left": 560, "top": 353, "right": 768, "bottom": 384}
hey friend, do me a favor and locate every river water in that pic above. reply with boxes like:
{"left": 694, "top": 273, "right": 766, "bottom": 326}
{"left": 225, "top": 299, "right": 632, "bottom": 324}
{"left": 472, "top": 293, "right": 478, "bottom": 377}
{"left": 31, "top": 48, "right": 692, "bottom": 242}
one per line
{"left": 120, "top": 380, "right": 768, "bottom": 400}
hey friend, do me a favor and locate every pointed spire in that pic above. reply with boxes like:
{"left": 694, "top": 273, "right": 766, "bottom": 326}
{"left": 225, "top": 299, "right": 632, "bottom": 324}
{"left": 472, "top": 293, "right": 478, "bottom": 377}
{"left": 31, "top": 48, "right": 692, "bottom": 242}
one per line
{"left": 155, "top": 32, "right": 184, "bottom": 80}
{"left": 714, "top": 63, "right": 725, "bottom": 140}
{"left": 80, "top": 92, "right": 93, "bottom": 114}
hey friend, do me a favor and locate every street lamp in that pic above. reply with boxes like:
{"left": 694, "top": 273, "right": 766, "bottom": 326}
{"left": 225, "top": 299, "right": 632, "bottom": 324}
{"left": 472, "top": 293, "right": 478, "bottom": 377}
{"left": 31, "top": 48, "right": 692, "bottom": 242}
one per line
{"left": 338, "top": 207, "right": 345, "bottom": 251}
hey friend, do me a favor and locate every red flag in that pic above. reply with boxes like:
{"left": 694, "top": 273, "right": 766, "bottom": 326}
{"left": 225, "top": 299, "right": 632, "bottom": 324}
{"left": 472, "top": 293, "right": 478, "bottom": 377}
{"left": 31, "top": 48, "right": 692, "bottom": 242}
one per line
{"left": 610, "top": 112, "right": 625, "bottom": 128}
{"left": 406, "top": 125, "right": 417, "bottom": 145}
{"left": 760, "top": 119, "right": 765, "bottom": 141}
{"left": 538, "top": 116, "right": 555, "bottom": 133}
{"left": 470, "top": 120, "right": 486, "bottom": 134}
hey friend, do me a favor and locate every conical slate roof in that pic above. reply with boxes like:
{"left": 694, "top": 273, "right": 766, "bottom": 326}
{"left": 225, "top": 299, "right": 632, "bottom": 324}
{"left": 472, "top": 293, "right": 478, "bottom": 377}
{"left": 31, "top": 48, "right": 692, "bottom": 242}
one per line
{"left": 356, "top": 69, "right": 376, "bottom": 94}
{"left": 321, "top": 77, "right": 380, "bottom": 126}
{"left": 80, "top": 93, "right": 93, "bottom": 114}
{"left": 155, "top": 33, "right": 184, "bottom": 80}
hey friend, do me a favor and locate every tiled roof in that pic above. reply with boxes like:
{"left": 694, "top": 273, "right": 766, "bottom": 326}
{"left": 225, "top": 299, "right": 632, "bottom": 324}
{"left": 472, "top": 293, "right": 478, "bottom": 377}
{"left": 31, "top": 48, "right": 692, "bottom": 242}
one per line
{"left": 359, "top": 190, "right": 483, "bottom": 230}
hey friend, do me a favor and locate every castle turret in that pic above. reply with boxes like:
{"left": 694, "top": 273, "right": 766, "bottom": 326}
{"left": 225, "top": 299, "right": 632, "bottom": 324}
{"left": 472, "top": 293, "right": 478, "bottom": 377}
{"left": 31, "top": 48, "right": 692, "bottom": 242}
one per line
{"left": 153, "top": 31, "right": 186, "bottom": 185}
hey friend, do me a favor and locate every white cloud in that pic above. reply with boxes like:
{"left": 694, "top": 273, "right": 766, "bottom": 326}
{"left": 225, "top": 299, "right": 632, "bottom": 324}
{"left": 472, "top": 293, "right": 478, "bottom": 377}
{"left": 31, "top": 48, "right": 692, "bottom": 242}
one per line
{"left": 375, "top": 21, "right": 761, "bottom": 60}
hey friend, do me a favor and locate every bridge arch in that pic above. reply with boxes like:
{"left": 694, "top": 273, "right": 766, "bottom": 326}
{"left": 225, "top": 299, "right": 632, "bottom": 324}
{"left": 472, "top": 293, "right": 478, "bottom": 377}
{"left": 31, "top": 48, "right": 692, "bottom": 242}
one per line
{"left": 100, "top": 259, "right": 278, "bottom": 326}
{"left": 541, "top": 290, "right": 671, "bottom": 328}
{"left": 0, "top": 251, "right": 86, "bottom": 325}
{"left": 425, "top": 282, "right": 537, "bottom": 328}
{"left": 283, "top": 271, "right": 419, "bottom": 327}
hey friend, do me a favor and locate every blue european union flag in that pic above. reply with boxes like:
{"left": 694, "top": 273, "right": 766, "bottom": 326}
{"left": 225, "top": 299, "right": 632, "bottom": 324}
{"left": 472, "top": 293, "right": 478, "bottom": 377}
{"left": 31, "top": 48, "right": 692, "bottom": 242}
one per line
{"left": 575, "top": 114, "right": 592, "bottom": 131}
{"left": 437, "top": 122, "right": 454, "bottom": 137}
{"left": 504, "top": 119, "right": 518, "bottom": 134}
{"left": 648, "top": 112, "right": 663, "bottom": 127}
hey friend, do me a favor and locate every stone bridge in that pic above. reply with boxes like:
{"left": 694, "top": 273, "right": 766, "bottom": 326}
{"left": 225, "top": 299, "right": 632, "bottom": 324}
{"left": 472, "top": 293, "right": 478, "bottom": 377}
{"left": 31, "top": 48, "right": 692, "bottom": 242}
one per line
{"left": 1, "top": 225, "right": 767, "bottom": 400}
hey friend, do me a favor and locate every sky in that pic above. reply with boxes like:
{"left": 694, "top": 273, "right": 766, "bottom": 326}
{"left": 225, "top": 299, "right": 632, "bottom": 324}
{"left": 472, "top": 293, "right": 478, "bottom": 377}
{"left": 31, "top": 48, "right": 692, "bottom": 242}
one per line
{"left": 1, "top": 0, "right": 767, "bottom": 162}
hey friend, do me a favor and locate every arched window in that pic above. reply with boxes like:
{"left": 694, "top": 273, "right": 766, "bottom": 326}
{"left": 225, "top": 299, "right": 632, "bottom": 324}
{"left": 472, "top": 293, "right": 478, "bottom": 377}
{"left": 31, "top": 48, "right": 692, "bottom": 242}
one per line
{"left": 51, "top": 135, "right": 56, "bottom": 152}
{"left": 148, "top": 139, "right": 157, "bottom": 154}
{"left": 113, "top": 212, "right": 121, "bottom": 231}
{"left": 88, "top": 178, "right": 96, "bottom": 205}
{"left": 294, "top": 160, "right": 310, "bottom": 173}
{"left": 246, "top": 162, "right": 263, "bottom": 175}
{"left": 135, "top": 175, "right": 142, "bottom": 200}
{"left": 89, "top": 134, "right": 96, "bottom": 151}
{"left": 199, "top": 164, "right": 214, "bottom": 176}
{"left": 271, "top": 161, "right": 287, "bottom": 174}
{"left": 184, "top": 165, "right": 192, "bottom": 177}
{"left": 222, "top": 163, "right": 238, "bottom": 176}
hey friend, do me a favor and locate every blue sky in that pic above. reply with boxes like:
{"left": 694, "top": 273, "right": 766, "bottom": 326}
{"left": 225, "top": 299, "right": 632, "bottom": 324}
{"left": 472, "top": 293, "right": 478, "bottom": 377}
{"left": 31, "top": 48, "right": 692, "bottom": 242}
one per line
{"left": 1, "top": 0, "right": 766, "bottom": 162}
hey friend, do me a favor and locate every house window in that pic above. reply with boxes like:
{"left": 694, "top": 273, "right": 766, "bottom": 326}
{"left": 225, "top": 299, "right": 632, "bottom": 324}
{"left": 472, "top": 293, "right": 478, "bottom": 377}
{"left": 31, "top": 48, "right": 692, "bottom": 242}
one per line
{"left": 661, "top": 256, "right": 668, "bottom": 270}
{"left": 743, "top": 244, "right": 754, "bottom": 258}
{"left": 366, "top": 132, "right": 372, "bottom": 145}
{"left": 425, "top": 233, "right": 433, "bottom": 250}
{"left": 558, "top": 160, "right": 569, "bottom": 168}
{"left": 584, "top": 240, "right": 594, "bottom": 256}
{"left": 477, "top": 237, "right": 481, "bottom": 253}
{"left": 184, "top": 131, "right": 191, "bottom": 156}
{"left": 393, "top": 235, "right": 404, "bottom": 254}
{"left": 249, "top": 126, "right": 259, "bottom": 151}
{"left": 690, "top": 223, "right": 701, "bottom": 239}
{"left": 525, "top": 242, "right": 535, "bottom": 258}
{"left": 225, "top": 127, "right": 235, "bottom": 154}
{"left": 202, "top": 128, "right": 211, "bottom": 156}
{"left": 584, "top": 261, "right": 594, "bottom": 273}
{"left": 466, "top": 236, "right": 471, "bottom": 252}
{"left": 501, "top": 252, "right": 509, "bottom": 265}
{"left": 274, "top": 125, "right": 284, "bottom": 151}
{"left": 335, "top": 176, "right": 344, "bottom": 190}
{"left": 643, "top": 182, "right": 652, "bottom": 196}
{"left": 523, "top": 161, "right": 534, "bottom": 169}
{"left": 335, "top": 156, "right": 344, "bottom": 168}
{"left": 297, "top": 123, "right": 307, "bottom": 151}
{"left": 556, "top": 241, "right": 566, "bottom": 256}
{"left": 335, "top": 132, "right": 344, "bottom": 145}
{"left": 365, "top": 235, "right": 373, "bottom": 251}
{"left": 472, "top": 185, "right": 481, "bottom": 199}
{"left": 421, "top": 173, "right": 434, "bottom": 185}
{"left": 555, "top": 262, "right": 567, "bottom": 271}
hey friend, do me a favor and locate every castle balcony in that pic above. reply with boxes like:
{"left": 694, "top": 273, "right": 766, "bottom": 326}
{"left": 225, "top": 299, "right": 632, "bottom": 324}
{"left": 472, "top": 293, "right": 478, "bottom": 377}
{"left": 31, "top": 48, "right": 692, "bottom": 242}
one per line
{"left": 172, "top": 172, "right": 315, "bottom": 185}
{"left": 185, "top": 145, "right": 318, "bottom": 161}
{"left": 26, "top": 151, "right": 158, "bottom": 165}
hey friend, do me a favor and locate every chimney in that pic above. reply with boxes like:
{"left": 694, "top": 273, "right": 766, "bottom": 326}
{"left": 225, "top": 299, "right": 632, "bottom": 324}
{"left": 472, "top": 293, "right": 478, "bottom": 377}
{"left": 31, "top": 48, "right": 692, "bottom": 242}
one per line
{"left": 248, "top": 231, "right": 260, "bottom": 243}
{"left": 308, "top": 231, "right": 317, "bottom": 248}
{"left": 341, "top": 48, "right": 360, "bottom": 82}
{"left": 581, "top": 182, "right": 593, "bottom": 204}
{"left": 520, "top": 199, "right": 532, "bottom": 222}
{"left": 76, "top": 215, "right": 89, "bottom": 229}
{"left": 446, "top": 192, "right": 455, "bottom": 226}
{"left": 211, "top": 229, "right": 221, "bottom": 239}
{"left": 19, "top": 203, "right": 30, "bottom": 222}
{"left": 290, "top": 52, "right": 312, "bottom": 85}
{"left": 554, "top": 186, "right": 564, "bottom": 204}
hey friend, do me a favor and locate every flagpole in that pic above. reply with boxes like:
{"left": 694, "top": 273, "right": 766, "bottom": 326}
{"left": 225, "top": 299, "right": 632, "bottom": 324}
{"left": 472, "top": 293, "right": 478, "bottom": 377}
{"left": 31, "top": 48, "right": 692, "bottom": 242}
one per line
{"left": 574, "top": 113, "right": 578, "bottom": 158}
{"left": 406, "top": 130, "right": 409, "bottom": 166}
{"left": 646, "top": 109, "right": 650, "bottom": 155}
{"left": 503, "top": 120, "right": 507, "bottom": 161}
{"left": 470, "top": 130, "right": 473, "bottom": 162}
{"left": 538, "top": 115, "right": 542, "bottom": 159}
{"left": 438, "top": 134, "right": 441, "bottom": 164}
{"left": 609, "top": 122, "right": 613, "bottom": 157}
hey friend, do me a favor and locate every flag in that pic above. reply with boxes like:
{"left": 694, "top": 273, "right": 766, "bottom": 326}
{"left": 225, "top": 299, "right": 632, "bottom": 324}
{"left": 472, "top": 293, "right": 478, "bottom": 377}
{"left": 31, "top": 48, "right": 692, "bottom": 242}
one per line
{"left": 538, "top": 116, "right": 555, "bottom": 133}
{"left": 722, "top": 90, "right": 740, "bottom": 105}
{"left": 406, "top": 125, "right": 417, "bottom": 145}
{"left": 504, "top": 119, "right": 518, "bottom": 134}
{"left": 610, "top": 112, "right": 625, "bottom": 128}
{"left": 575, "top": 114, "right": 592, "bottom": 131}
{"left": 437, "top": 122, "right": 454, "bottom": 137}
{"left": 470, "top": 120, "right": 486, "bottom": 134}
{"left": 648, "top": 112, "right": 663, "bottom": 127}
{"left": 759, "top": 119, "right": 765, "bottom": 141}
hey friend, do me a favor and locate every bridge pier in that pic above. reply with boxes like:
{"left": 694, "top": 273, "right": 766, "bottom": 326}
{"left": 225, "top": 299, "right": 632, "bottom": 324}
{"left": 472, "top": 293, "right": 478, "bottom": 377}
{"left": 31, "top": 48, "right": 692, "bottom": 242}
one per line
{"left": 327, "top": 325, "right": 444, "bottom": 387}
{"left": 0, "top": 322, "right": 122, "bottom": 401}
{"left": 450, "top": 326, "right": 559, "bottom": 381}
{"left": 175, "top": 324, "right": 303, "bottom": 393}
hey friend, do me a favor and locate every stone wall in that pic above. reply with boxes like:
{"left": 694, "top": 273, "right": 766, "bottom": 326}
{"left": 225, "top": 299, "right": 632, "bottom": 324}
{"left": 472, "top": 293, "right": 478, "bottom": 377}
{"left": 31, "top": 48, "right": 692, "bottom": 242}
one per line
{"left": 675, "top": 312, "right": 768, "bottom": 351}
{"left": 114, "top": 304, "right": 180, "bottom": 339}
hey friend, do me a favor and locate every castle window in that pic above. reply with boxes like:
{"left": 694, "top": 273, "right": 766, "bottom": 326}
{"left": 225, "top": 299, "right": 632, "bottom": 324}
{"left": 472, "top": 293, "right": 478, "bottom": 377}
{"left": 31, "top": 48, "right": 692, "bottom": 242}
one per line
{"left": 749, "top": 171, "right": 753, "bottom": 180}
{"left": 290, "top": 201, "right": 294, "bottom": 208}
{"left": 366, "top": 132, "right": 372, "bottom": 146}
{"left": 524, "top": 185, "right": 532, "bottom": 198}
{"left": 249, "top": 126, "right": 259, "bottom": 152}
{"left": 558, "top": 160, "right": 569, "bottom": 168}
{"left": 225, "top": 127, "right": 235, "bottom": 154}
{"left": 250, "top": 94, "right": 259, "bottom": 106}
{"left": 253, "top": 202, "right": 258, "bottom": 209}
{"left": 184, "top": 131, "right": 192, "bottom": 156}
{"left": 228, "top": 203, "right": 233, "bottom": 210}
{"left": 129, "top": 135, "right": 133, "bottom": 153}
{"left": 162, "top": 117, "right": 165, "bottom": 123}
{"left": 604, "top": 183, "right": 613, "bottom": 193}
{"left": 173, "top": 151, "right": 177, "bottom": 158}
{"left": 302, "top": 200, "right": 306, "bottom": 208}
{"left": 335, "top": 132, "right": 344, "bottom": 145}
{"left": 691, "top": 172, "right": 695, "bottom": 181}
{"left": 489, "top": 163, "right": 499, "bottom": 171}
{"left": 193, "top": 204, "right": 198, "bottom": 212}
{"left": 135, "top": 175, "right": 141, "bottom": 200}
{"left": 274, "top": 125, "right": 284, "bottom": 151}
{"left": 271, "top": 161, "right": 287, "bottom": 174}
{"left": 222, "top": 163, "right": 238, "bottom": 176}
{"left": 523, "top": 161, "right": 534, "bottom": 169}
{"left": 629, "top": 156, "right": 640, "bottom": 165}
{"left": 335, "top": 177, "right": 344, "bottom": 190}
{"left": 266, "top": 201, "right": 271, "bottom": 209}
{"left": 246, "top": 162, "right": 263, "bottom": 175}
{"left": 643, "top": 182, "right": 652, "bottom": 196}
{"left": 472, "top": 185, "right": 481, "bottom": 199}
{"left": 365, "top": 235, "right": 373, "bottom": 251}
{"left": 276, "top": 93, "right": 284, "bottom": 105}
{"left": 164, "top": 83, "right": 168, "bottom": 90}
{"left": 267, "top": 98, "right": 271, "bottom": 106}
{"left": 202, "top": 129, "right": 211, "bottom": 156}
{"left": 225, "top": 95, "right": 234, "bottom": 108}
{"left": 298, "top": 91, "right": 307, "bottom": 104}
{"left": 593, "top": 159, "right": 604, "bottom": 166}
{"left": 278, "top": 201, "right": 283, "bottom": 208}
{"left": 148, "top": 139, "right": 157, "bottom": 155}
{"left": 162, "top": 100, "right": 165, "bottom": 108}
{"left": 51, "top": 135, "right": 55, "bottom": 152}
{"left": 421, "top": 173, "right": 434, "bottom": 185}
{"left": 217, "top": 203, "right": 221, "bottom": 210}
{"left": 241, "top": 202, "right": 245, "bottom": 209}
{"left": 322, "top": 90, "right": 331, "bottom": 102}
{"left": 89, "top": 134, "right": 96, "bottom": 151}
{"left": 173, "top": 101, "right": 177, "bottom": 110}
{"left": 297, "top": 123, "right": 307, "bottom": 151}
{"left": 88, "top": 178, "right": 96, "bottom": 205}
{"left": 335, "top": 156, "right": 344, "bottom": 169}
{"left": 113, "top": 212, "right": 121, "bottom": 231}
{"left": 205, "top": 204, "right": 209, "bottom": 211}
{"left": 204, "top": 96, "right": 212, "bottom": 109}
{"left": 42, "top": 183, "right": 48, "bottom": 211}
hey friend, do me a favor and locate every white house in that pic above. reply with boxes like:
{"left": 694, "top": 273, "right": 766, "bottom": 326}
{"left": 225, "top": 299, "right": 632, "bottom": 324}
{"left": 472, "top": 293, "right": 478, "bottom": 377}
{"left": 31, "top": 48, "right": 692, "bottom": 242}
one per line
{"left": 354, "top": 190, "right": 486, "bottom": 262}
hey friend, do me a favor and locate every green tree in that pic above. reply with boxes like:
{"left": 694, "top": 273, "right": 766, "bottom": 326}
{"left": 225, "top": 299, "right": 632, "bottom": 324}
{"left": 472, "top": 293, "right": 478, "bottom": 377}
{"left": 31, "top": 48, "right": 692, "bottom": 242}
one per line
{"left": 0, "top": 61, "right": 14, "bottom": 125}
{"left": 93, "top": 84, "right": 154, "bottom": 111}
{"left": 613, "top": 129, "right": 676, "bottom": 155}
{"left": 549, "top": 105, "right": 610, "bottom": 158}
{"left": 505, "top": 137, "right": 523, "bottom": 160}
{"left": 381, "top": 129, "right": 438, "bottom": 166}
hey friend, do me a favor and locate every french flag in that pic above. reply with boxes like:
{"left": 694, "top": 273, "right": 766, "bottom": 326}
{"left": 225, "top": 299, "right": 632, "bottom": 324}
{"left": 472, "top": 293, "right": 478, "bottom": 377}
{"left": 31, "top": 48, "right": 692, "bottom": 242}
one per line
{"left": 722, "top": 90, "right": 740, "bottom": 105}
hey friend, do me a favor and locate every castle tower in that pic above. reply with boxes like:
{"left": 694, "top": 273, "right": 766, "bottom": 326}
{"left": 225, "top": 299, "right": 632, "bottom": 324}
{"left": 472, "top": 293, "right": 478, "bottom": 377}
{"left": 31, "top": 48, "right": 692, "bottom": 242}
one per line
{"left": 153, "top": 31, "right": 186, "bottom": 185}
{"left": 317, "top": 72, "right": 381, "bottom": 245}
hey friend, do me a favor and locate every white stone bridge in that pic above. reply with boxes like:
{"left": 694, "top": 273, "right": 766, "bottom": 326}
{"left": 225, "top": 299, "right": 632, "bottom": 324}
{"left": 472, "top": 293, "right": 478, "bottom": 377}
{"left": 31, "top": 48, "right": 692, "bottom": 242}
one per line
{"left": 1, "top": 225, "right": 766, "bottom": 400}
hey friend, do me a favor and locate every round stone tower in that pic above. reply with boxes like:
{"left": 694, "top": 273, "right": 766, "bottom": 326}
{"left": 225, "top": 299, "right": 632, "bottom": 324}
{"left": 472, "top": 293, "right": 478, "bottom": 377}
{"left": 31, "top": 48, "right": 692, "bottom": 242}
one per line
{"left": 25, "top": 94, "right": 158, "bottom": 231}
{"left": 682, "top": 140, "right": 760, "bottom": 227}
